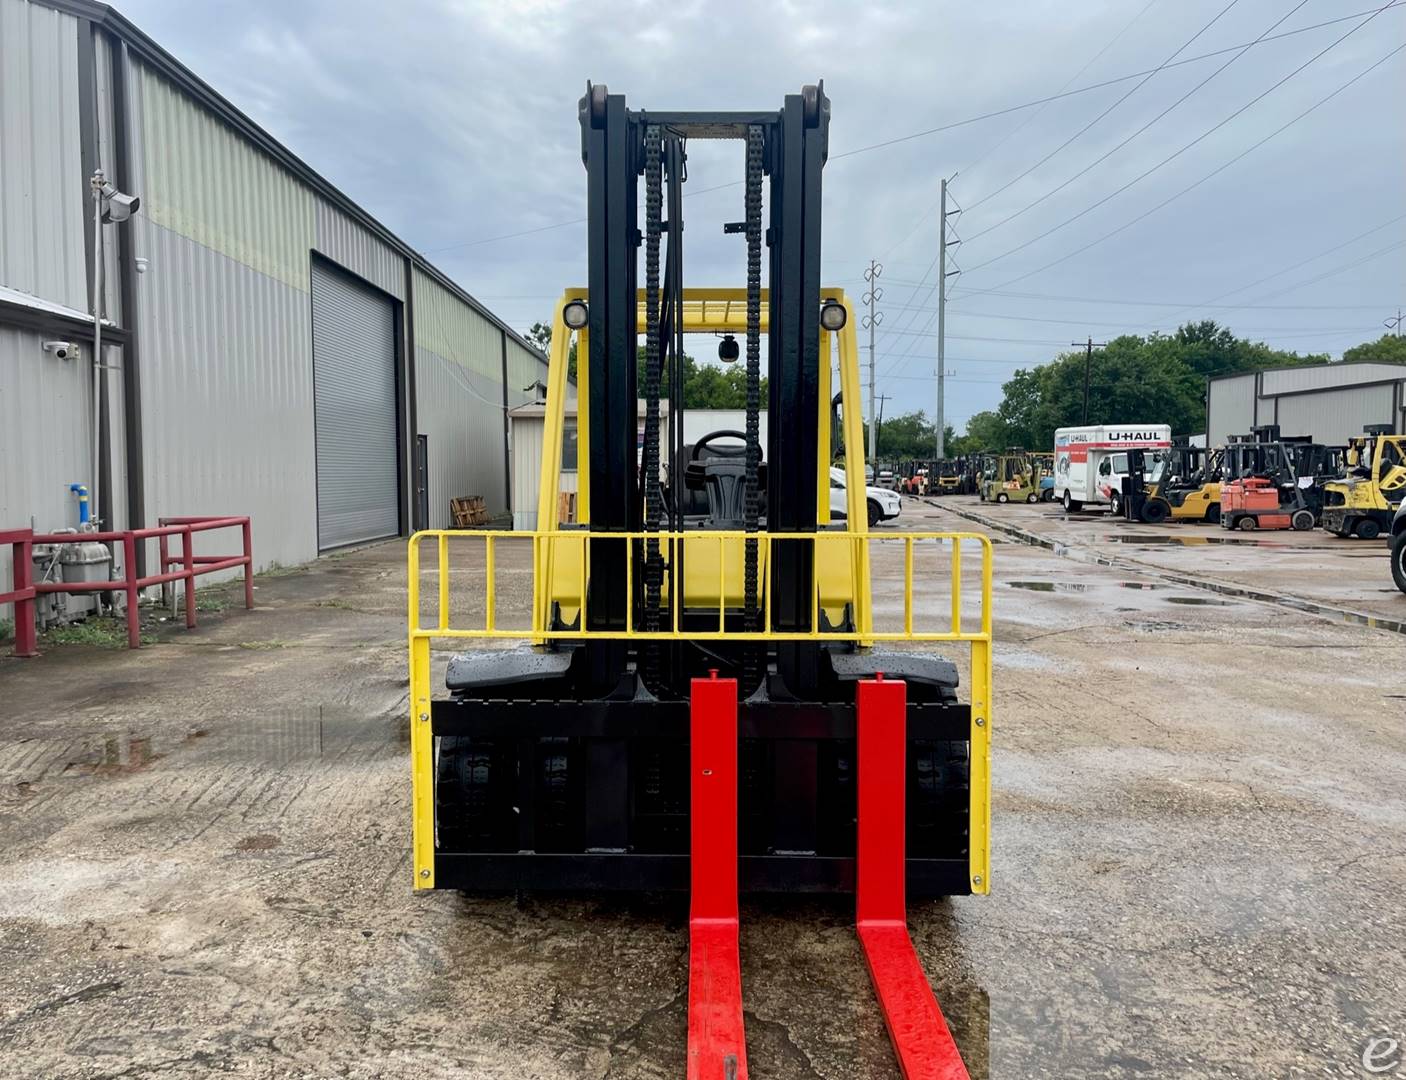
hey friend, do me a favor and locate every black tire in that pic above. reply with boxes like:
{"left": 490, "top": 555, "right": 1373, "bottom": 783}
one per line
{"left": 436, "top": 736, "right": 514, "bottom": 852}
{"left": 1026, "top": 492, "right": 1039, "bottom": 504}
{"left": 1237, "top": 516, "right": 1257, "bottom": 531}
{"left": 1141, "top": 499, "right": 1169, "bottom": 525}
{"left": 1042, "top": 488, "right": 1054, "bottom": 502}
{"left": 996, "top": 492, "right": 1009, "bottom": 504}
{"left": 908, "top": 739, "right": 970, "bottom": 861}
{"left": 1109, "top": 492, "right": 1122, "bottom": 517}
{"left": 1392, "top": 530, "right": 1406, "bottom": 594}
{"left": 1062, "top": 490, "right": 1082, "bottom": 513}
{"left": 1205, "top": 504, "right": 1221, "bottom": 525}
{"left": 1292, "top": 510, "right": 1315, "bottom": 531}
{"left": 867, "top": 499, "right": 882, "bottom": 528}
{"left": 1354, "top": 518, "right": 1381, "bottom": 541}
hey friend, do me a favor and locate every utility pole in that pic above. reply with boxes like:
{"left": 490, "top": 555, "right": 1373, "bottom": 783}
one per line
{"left": 935, "top": 177, "right": 961, "bottom": 460}
{"left": 1073, "top": 337, "right": 1108, "bottom": 425}
{"left": 1386, "top": 309, "right": 1403, "bottom": 337}
{"left": 862, "top": 260, "right": 883, "bottom": 461}
{"left": 875, "top": 393, "right": 890, "bottom": 457}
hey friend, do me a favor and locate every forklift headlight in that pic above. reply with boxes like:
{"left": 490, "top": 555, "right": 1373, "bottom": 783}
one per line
{"left": 563, "top": 300, "right": 589, "bottom": 330}
{"left": 819, "top": 301, "right": 847, "bottom": 332}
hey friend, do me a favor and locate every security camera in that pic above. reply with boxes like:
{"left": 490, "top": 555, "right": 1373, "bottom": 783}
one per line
{"left": 43, "top": 340, "right": 78, "bottom": 360}
{"left": 101, "top": 190, "right": 140, "bottom": 223}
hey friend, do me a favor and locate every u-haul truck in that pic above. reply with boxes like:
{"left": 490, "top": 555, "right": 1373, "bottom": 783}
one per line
{"left": 1053, "top": 424, "right": 1172, "bottom": 512}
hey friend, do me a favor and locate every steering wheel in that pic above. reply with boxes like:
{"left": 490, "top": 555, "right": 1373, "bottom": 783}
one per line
{"left": 692, "top": 429, "right": 751, "bottom": 460}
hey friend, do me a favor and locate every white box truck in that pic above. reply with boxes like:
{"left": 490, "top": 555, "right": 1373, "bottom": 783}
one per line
{"left": 1053, "top": 424, "right": 1172, "bottom": 512}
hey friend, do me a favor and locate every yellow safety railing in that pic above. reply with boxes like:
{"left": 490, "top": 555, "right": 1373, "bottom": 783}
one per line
{"left": 408, "top": 529, "right": 992, "bottom": 642}
{"left": 406, "top": 528, "right": 993, "bottom": 895}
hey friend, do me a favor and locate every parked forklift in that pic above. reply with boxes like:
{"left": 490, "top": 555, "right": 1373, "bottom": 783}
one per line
{"left": 1219, "top": 439, "right": 1315, "bottom": 531}
{"left": 979, "top": 451, "right": 1039, "bottom": 503}
{"left": 931, "top": 458, "right": 964, "bottom": 495}
{"left": 1321, "top": 425, "right": 1406, "bottom": 539}
{"left": 407, "top": 84, "right": 987, "bottom": 1079}
{"left": 1120, "top": 446, "right": 1222, "bottom": 524}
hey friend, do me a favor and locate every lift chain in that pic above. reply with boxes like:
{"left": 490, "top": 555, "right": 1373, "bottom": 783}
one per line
{"left": 642, "top": 126, "right": 664, "bottom": 647}
{"left": 743, "top": 126, "right": 764, "bottom": 645}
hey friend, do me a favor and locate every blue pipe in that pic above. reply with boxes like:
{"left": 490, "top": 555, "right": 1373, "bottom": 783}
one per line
{"left": 69, "top": 483, "right": 90, "bottom": 526}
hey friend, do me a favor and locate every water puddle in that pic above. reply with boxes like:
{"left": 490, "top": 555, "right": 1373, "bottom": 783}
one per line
{"left": 1007, "top": 580, "right": 1166, "bottom": 593}
{"left": 1164, "top": 596, "right": 1235, "bottom": 606}
{"left": 1097, "top": 534, "right": 1287, "bottom": 548}
{"left": 935, "top": 498, "right": 1406, "bottom": 637}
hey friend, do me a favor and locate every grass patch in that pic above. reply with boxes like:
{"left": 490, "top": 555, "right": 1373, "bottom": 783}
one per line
{"left": 0, "top": 620, "right": 11, "bottom": 643}
{"left": 196, "top": 590, "right": 233, "bottom": 613}
{"left": 40, "top": 616, "right": 155, "bottom": 649}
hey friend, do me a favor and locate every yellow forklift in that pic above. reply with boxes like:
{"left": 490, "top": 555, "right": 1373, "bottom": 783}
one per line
{"left": 407, "top": 84, "right": 989, "bottom": 1079}
{"left": 979, "top": 451, "right": 1039, "bottom": 503}
{"left": 1119, "top": 446, "right": 1222, "bottom": 524}
{"left": 1321, "top": 426, "right": 1406, "bottom": 539}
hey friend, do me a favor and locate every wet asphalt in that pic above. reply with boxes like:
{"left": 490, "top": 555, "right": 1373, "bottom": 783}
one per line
{"left": 0, "top": 499, "right": 1403, "bottom": 1079}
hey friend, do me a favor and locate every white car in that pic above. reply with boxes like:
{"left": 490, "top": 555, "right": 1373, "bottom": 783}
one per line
{"left": 830, "top": 466, "right": 902, "bottom": 527}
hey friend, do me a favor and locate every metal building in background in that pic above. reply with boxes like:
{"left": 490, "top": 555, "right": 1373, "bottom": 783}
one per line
{"left": 1207, "top": 362, "right": 1406, "bottom": 447}
{"left": 0, "top": 0, "right": 546, "bottom": 604}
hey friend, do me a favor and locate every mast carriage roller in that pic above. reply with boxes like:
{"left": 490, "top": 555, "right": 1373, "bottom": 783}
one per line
{"left": 406, "top": 82, "right": 993, "bottom": 1079}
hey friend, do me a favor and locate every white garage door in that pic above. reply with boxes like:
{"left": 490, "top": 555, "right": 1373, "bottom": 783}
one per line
{"left": 312, "top": 261, "right": 400, "bottom": 550}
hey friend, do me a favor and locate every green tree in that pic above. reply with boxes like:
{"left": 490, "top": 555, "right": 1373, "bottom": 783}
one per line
{"left": 977, "top": 321, "right": 1324, "bottom": 447}
{"left": 1343, "top": 333, "right": 1406, "bottom": 365}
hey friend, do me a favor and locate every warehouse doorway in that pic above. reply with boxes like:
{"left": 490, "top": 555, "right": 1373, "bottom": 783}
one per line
{"left": 311, "top": 259, "right": 401, "bottom": 550}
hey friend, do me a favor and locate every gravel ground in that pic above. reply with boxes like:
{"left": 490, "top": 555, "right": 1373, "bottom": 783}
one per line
{"left": 1, "top": 500, "right": 1403, "bottom": 1079}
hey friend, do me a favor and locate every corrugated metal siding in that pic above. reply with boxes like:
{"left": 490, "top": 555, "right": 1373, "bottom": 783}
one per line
{"left": 413, "top": 269, "right": 502, "bottom": 380}
{"left": 0, "top": 325, "right": 93, "bottom": 607}
{"left": 135, "top": 62, "right": 314, "bottom": 291}
{"left": 314, "top": 199, "right": 405, "bottom": 300}
{"left": 1261, "top": 363, "right": 1406, "bottom": 396}
{"left": 0, "top": 0, "right": 86, "bottom": 310}
{"left": 509, "top": 413, "right": 578, "bottom": 532}
{"left": 411, "top": 268, "right": 508, "bottom": 527}
{"left": 505, "top": 337, "right": 546, "bottom": 408}
{"left": 1275, "top": 384, "right": 1398, "bottom": 446}
{"left": 1207, "top": 373, "right": 1256, "bottom": 446}
{"left": 415, "top": 343, "right": 506, "bottom": 528}
{"left": 133, "top": 215, "right": 317, "bottom": 570}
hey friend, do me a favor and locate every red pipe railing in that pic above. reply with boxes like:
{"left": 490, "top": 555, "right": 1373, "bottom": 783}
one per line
{"left": 1, "top": 528, "right": 39, "bottom": 658}
{"left": 20, "top": 515, "right": 253, "bottom": 651}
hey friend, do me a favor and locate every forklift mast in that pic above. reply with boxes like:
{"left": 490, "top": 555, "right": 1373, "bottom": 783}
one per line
{"left": 580, "top": 82, "right": 830, "bottom": 697}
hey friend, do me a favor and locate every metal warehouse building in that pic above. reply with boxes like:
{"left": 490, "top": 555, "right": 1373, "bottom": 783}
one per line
{"left": 1206, "top": 362, "right": 1406, "bottom": 447}
{"left": 1, "top": 0, "right": 547, "bottom": 591}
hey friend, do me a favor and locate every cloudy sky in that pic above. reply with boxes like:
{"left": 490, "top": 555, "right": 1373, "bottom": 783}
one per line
{"left": 122, "top": 0, "right": 1405, "bottom": 432}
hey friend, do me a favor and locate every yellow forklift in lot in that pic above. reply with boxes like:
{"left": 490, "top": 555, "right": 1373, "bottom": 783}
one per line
{"left": 407, "top": 84, "right": 989, "bottom": 1079}
{"left": 979, "top": 451, "right": 1039, "bottom": 503}
{"left": 1321, "top": 426, "right": 1406, "bottom": 539}
{"left": 1119, "top": 446, "right": 1222, "bottom": 524}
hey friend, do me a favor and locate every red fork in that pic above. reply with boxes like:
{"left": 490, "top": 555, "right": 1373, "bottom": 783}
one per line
{"left": 857, "top": 675, "right": 970, "bottom": 1080}
{"left": 687, "top": 673, "right": 748, "bottom": 1080}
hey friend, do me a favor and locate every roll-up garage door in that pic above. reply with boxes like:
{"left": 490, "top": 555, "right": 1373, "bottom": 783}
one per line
{"left": 311, "top": 260, "right": 400, "bottom": 549}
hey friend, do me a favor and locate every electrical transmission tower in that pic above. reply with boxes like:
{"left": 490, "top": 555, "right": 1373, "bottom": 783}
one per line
{"left": 862, "top": 260, "right": 883, "bottom": 461}
{"left": 935, "top": 178, "right": 962, "bottom": 459}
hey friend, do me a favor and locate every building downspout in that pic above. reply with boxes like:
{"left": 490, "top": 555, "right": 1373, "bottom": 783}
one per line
{"left": 111, "top": 38, "right": 146, "bottom": 576}
{"left": 500, "top": 329, "right": 511, "bottom": 518}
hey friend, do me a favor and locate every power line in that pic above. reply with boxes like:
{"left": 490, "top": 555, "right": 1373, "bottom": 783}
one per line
{"left": 961, "top": 33, "right": 1406, "bottom": 295}
{"left": 419, "top": 3, "right": 1404, "bottom": 256}
{"left": 960, "top": 0, "right": 1161, "bottom": 180}
{"left": 964, "top": 3, "right": 1398, "bottom": 277}
{"left": 965, "top": 0, "right": 1312, "bottom": 242}
{"left": 967, "top": 0, "right": 1248, "bottom": 218}
{"left": 1145, "top": 212, "right": 1406, "bottom": 326}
